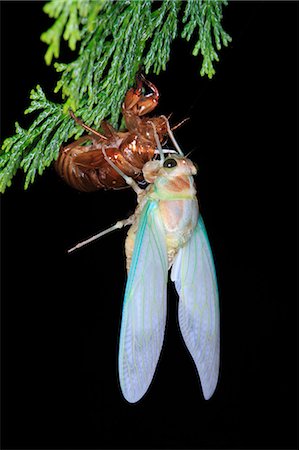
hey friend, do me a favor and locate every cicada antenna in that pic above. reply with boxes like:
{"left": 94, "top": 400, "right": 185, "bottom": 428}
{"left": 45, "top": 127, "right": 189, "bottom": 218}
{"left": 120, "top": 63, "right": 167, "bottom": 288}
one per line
{"left": 185, "top": 149, "right": 196, "bottom": 158}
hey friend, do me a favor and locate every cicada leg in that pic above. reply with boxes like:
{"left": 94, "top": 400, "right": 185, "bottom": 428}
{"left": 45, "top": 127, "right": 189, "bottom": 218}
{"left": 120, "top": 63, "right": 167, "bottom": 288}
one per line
{"left": 123, "top": 74, "right": 159, "bottom": 116}
{"left": 149, "top": 121, "right": 165, "bottom": 163}
{"left": 69, "top": 110, "right": 108, "bottom": 141}
{"left": 61, "top": 135, "right": 91, "bottom": 152}
{"left": 171, "top": 117, "right": 190, "bottom": 132}
{"left": 101, "top": 148, "right": 143, "bottom": 195}
{"left": 68, "top": 216, "right": 134, "bottom": 254}
{"left": 160, "top": 115, "right": 184, "bottom": 156}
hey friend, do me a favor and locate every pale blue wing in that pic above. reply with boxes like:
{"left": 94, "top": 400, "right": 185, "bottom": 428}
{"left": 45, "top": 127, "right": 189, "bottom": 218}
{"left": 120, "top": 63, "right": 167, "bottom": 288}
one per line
{"left": 171, "top": 215, "right": 220, "bottom": 399}
{"left": 118, "top": 200, "right": 168, "bottom": 403}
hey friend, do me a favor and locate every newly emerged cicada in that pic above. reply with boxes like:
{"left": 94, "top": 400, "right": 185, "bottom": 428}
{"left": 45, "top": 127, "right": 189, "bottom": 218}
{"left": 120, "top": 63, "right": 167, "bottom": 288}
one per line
{"left": 69, "top": 118, "right": 220, "bottom": 403}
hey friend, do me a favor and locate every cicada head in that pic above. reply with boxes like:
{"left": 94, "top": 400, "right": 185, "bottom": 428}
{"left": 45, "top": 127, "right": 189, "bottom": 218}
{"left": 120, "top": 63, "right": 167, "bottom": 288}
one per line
{"left": 143, "top": 155, "right": 196, "bottom": 181}
{"left": 143, "top": 155, "right": 197, "bottom": 199}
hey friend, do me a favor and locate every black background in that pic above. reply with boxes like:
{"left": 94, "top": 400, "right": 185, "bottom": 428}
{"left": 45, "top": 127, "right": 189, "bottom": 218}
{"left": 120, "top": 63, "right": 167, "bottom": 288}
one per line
{"left": 1, "top": 2, "right": 297, "bottom": 449}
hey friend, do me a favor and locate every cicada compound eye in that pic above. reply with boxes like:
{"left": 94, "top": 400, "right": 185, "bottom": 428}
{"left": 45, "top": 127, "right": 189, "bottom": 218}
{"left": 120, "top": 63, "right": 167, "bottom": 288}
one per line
{"left": 163, "top": 158, "right": 177, "bottom": 169}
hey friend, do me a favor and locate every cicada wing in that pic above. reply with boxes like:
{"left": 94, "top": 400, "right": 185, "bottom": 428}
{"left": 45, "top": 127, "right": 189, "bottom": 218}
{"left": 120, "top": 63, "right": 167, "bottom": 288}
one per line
{"left": 171, "top": 215, "right": 220, "bottom": 399}
{"left": 119, "top": 201, "right": 168, "bottom": 403}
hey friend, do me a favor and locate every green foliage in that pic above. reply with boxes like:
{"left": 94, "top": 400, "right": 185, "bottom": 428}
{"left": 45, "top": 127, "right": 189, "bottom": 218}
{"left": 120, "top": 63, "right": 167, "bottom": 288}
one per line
{"left": 40, "top": 0, "right": 102, "bottom": 65}
{"left": 0, "top": 86, "right": 76, "bottom": 190}
{"left": 0, "top": 0, "right": 231, "bottom": 193}
{"left": 182, "top": 0, "right": 231, "bottom": 77}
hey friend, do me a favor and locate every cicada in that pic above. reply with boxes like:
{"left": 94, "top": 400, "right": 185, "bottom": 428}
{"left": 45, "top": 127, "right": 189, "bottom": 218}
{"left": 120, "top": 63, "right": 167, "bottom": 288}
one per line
{"left": 69, "top": 119, "right": 220, "bottom": 403}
